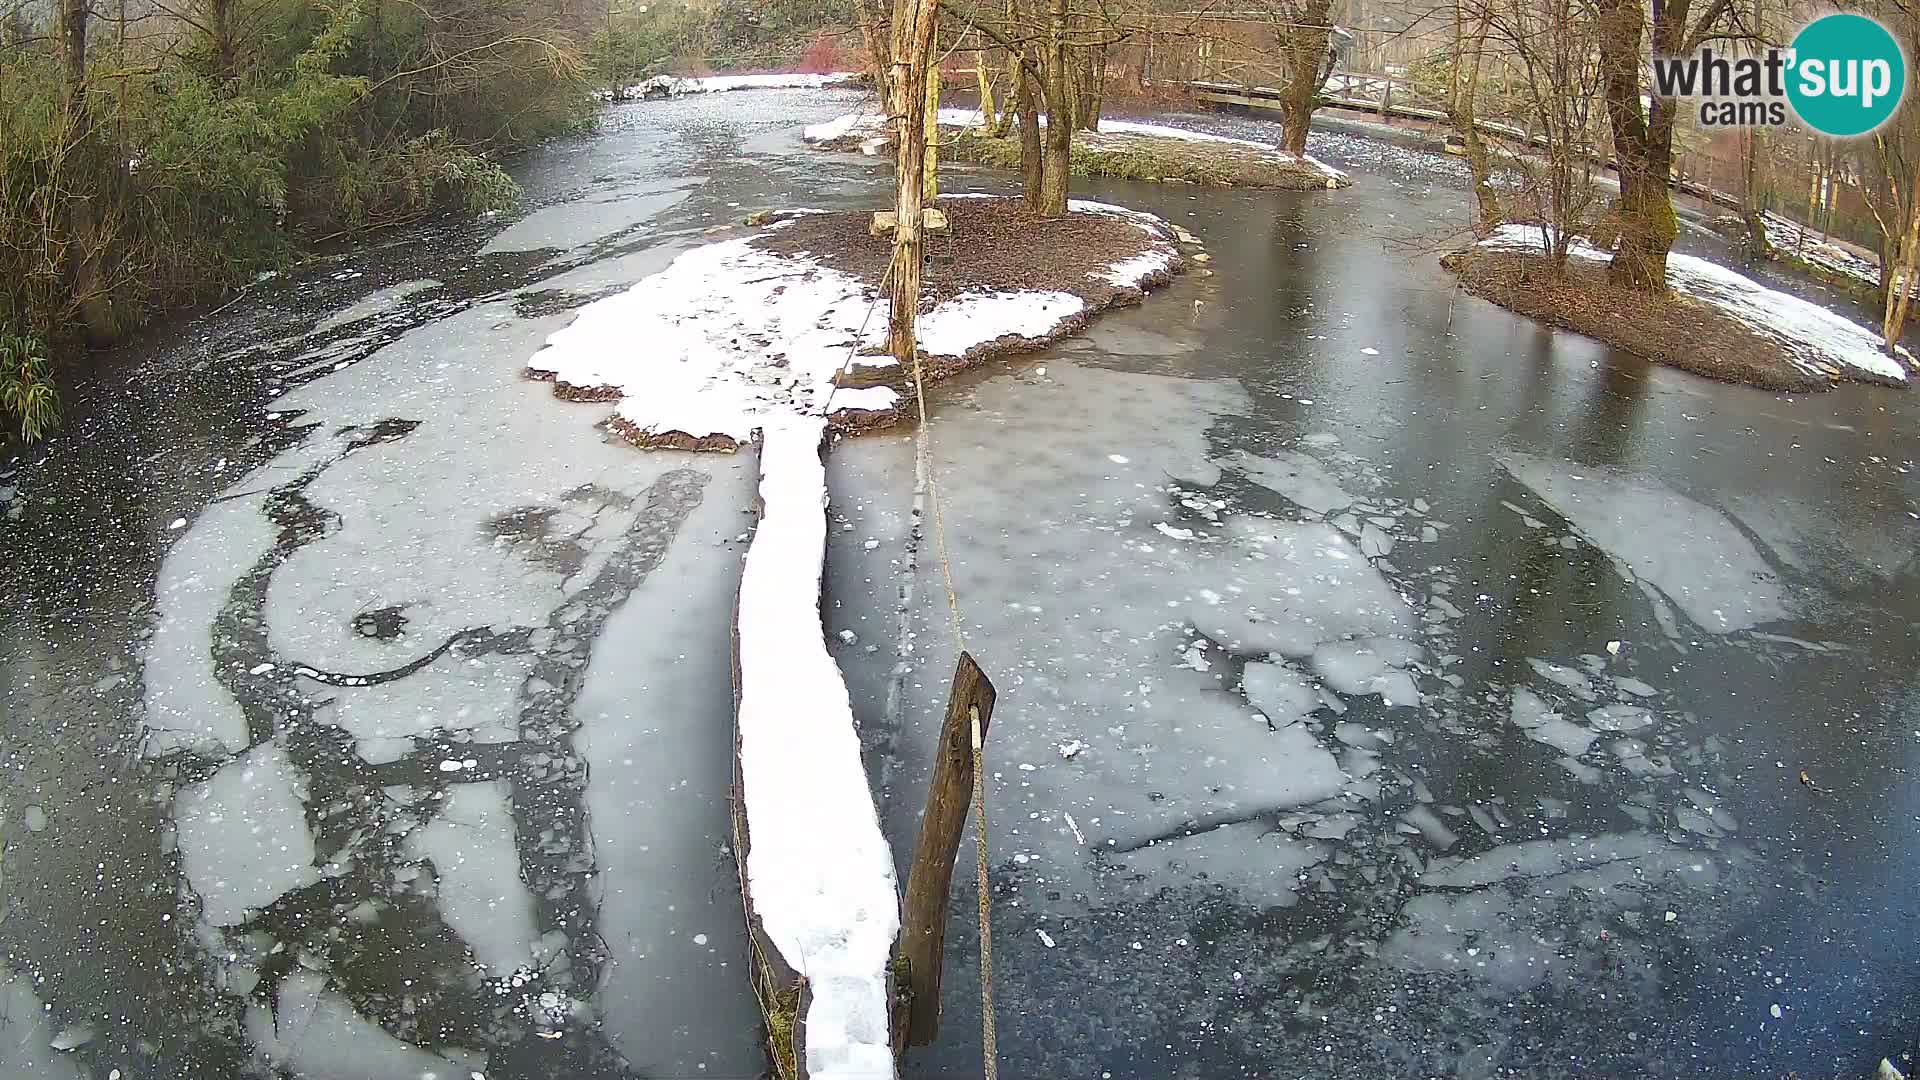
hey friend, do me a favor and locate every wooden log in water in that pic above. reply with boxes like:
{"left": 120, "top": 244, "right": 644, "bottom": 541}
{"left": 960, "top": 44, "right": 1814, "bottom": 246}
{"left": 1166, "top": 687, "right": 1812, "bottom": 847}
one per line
{"left": 897, "top": 651, "right": 996, "bottom": 1049}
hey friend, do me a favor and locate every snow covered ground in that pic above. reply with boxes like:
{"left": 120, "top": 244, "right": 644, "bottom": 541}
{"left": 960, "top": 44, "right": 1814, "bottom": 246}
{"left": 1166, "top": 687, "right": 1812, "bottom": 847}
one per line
{"left": 1759, "top": 211, "right": 1917, "bottom": 299}
{"left": 527, "top": 200, "right": 1182, "bottom": 448}
{"left": 1480, "top": 224, "right": 1912, "bottom": 385}
{"left": 802, "top": 107, "right": 1348, "bottom": 184}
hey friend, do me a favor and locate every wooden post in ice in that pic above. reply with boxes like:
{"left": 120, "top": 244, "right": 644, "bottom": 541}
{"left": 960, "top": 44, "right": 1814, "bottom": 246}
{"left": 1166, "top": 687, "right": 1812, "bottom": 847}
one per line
{"left": 897, "top": 651, "right": 996, "bottom": 1048}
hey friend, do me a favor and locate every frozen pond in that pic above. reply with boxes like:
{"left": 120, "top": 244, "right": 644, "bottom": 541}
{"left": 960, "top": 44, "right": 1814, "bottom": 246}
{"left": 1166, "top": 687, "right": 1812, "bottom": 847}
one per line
{"left": 831, "top": 129, "right": 1920, "bottom": 1078}
{"left": 1, "top": 86, "right": 1917, "bottom": 1080}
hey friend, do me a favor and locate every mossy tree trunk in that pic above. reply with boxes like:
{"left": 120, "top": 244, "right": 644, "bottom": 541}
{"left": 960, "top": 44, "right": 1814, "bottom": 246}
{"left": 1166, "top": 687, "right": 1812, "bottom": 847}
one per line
{"left": 1033, "top": 0, "right": 1073, "bottom": 217}
{"left": 1595, "top": 0, "right": 1700, "bottom": 294}
{"left": 1015, "top": 68, "right": 1044, "bottom": 206}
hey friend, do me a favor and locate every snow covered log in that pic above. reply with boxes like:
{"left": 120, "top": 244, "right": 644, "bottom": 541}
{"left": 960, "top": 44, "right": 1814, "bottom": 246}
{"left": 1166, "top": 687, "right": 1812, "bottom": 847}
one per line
{"left": 730, "top": 419, "right": 900, "bottom": 1080}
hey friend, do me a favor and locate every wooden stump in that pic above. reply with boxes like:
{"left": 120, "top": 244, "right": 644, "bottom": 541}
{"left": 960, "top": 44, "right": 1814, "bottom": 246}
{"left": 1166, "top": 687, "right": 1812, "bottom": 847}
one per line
{"left": 896, "top": 651, "right": 996, "bottom": 1049}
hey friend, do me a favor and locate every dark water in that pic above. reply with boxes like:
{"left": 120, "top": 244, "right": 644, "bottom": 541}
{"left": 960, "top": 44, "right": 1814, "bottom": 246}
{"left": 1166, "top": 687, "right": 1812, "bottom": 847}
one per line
{"left": 1, "top": 88, "right": 1915, "bottom": 1080}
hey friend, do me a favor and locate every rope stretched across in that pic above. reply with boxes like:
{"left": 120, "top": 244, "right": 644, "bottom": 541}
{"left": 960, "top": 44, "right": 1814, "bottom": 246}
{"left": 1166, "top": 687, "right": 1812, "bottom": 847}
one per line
{"left": 895, "top": 243, "right": 998, "bottom": 1080}
{"left": 824, "top": 235, "right": 996, "bottom": 1077}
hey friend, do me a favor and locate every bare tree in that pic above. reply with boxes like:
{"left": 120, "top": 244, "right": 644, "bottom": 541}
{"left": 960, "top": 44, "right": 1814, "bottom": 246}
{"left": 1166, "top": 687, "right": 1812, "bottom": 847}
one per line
{"left": 1261, "top": 0, "right": 1336, "bottom": 153}
{"left": 1469, "top": 0, "right": 1604, "bottom": 265}
{"left": 1445, "top": 0, "right": 1500, "bottom": 228}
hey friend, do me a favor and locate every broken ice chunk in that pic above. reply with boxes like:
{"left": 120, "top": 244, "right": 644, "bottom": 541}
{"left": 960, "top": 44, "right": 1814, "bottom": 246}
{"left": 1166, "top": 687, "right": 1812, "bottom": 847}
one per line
{"left": 1402, "top": 805, "right": 1458, "bottom": 850}
{"left": 1241, "top": 661, "right": 1318, "bottom": 726}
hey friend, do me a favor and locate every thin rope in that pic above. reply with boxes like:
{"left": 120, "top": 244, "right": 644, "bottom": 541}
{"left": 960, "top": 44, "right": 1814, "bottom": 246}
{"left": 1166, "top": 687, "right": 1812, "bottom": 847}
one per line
{"left": 900, "top": 242, "right": 997, "bottom": 1080}
{"left": 970, "top": 704, "right": 996, "bottom": 1080}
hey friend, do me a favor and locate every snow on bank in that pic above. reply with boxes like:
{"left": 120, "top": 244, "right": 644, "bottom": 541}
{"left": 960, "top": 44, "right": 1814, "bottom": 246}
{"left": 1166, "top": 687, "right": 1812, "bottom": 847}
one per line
{"left": 1480, "top": 224, "right": 1911, "bottom": 385}
{"left": 802, "top": 108, "right": 1347, "bottom": 182}
{"left": 1758, "top": 211, "right": 1917, "bottom": 299}
{"left": 623, "top": 71, "right": 862, "bottom": 99}
{"left": 737, "top": 419, "right": 898, "bottom": 1080}
{"left": 528, "top": 201, "right": 1181, "bottom": 446}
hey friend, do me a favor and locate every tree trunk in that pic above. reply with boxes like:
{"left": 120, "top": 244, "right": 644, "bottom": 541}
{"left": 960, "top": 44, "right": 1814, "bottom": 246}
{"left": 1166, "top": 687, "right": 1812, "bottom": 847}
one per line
{"left": 1033, "top": 0, "right": 1072, "bottom": 217}
{"left": 1740, "top": 128, "right": 1770, "bottom": 262}
{"left": 60, "top": 0, "right": 118, "bottom": 346}
{"left": 854, "top": 0, "right": 891, "bottom": 90}
{"left": 210, "top": 0, "right": 236, "bottom": 79}
{"left": 1447, "top": 4, "right": 1499, "bottom": 230}
{"left": 1885, "top": 201, "right": 1920, "bottom": 354}
{"left": 884, "top": 0, "right": 940, "bottom": 364}
{"left": 923, "top": 29, "right": 940, "bottom": 199}
{"left": 1037, "top": 74, "right": 1071, "bottom": 216}
{"left": 1276, "top": 0, "right": 1333, "bottom": 155}
{"left": 1015, "top": 69, "right": 1044, "bottom": 210}
{"left": 1595, "top": 0, "right": 1676, "bottom": 293}
{"left": 976, "top": 53, "right": 999, "bottom": 133}
{"left": 1070, "top": 45, "right": 1104, "bottom": 130}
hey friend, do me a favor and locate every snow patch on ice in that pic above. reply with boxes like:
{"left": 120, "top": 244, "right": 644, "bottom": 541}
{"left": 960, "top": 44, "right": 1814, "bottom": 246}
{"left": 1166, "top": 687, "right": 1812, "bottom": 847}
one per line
{"left": 1496, "top": 448, "right": 1788, "bottom": 632}
{"left": 247, "top": 971, "right": 487, "bottom": 1079}
{"left": 0, "top": 968, "right": 83, "bottom": 1079}
{"left": 736, "top": 420, "right": 899, "bottom": 1080}
{"left": 174, "top": 744, "right": 319, "bottom": 926}
{"left": 144, "top": 497, "right": 272, "bottom": 756}
{"left": 404, "top": 781, "right": 539, "bottom": 976}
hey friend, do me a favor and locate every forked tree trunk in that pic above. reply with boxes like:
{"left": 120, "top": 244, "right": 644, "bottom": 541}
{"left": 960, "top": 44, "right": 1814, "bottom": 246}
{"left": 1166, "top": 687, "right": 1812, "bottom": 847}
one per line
{"left": 1447, "top": 4, "right": 1499, "bottom": 230}
{"left": 1276, "top": 0, "right": 1333, "bottom": 155}
{"left": 1595, "top": 0, "right": 1677, "bottom": 292}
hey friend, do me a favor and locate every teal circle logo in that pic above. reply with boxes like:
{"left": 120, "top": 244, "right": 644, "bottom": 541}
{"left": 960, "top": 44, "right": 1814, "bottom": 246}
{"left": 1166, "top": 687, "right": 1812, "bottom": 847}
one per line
{"left": 1786, "top": 13, "right": 1907, "bottom": 137}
